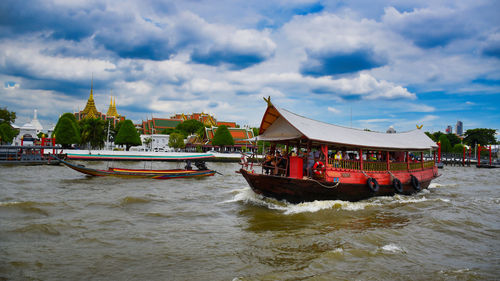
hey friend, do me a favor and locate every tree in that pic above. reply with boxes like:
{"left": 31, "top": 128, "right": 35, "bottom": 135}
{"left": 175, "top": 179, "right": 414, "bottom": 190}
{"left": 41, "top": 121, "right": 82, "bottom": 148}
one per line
{"left": 446, "top": 133, "right": 461, "bottom": 147}
{"left": 54, "top": 117, "right": 81, "bottom": 148}
{"left": 438, "top": 134, "right": 452, "bottom": 153}
{"left": 0, "top": 123, "right": 18, "bottom": 144}
{"left": 176, "top": 119, "right": 204, "bottom": 136}
{"left": 463, "top": 128, "right": 497, "bottom": 146}
{"left": 168, "top": 132, "right": 185, "bottom": 149}
{"left": 53, "top": 113, "right": 81, "bottom": 148}
{"left": 0, "top": 107, "right": 16, "bottom": 124}
{"left": 114, "top": 119, "right": 141, "bottom": 151}
{"left": 79, "top": 118, "right": 106, "bottom": 149}
{"left": 452, "top": 143, "right": 465, "bottom": 154}
{"left": 53, "top": 113, "right": 79, "bottom": 136}
{"left": 212, "top": 125, "right": 234, "bottom": 148}
{"left": 0, "top": 107, "right": 18, "bottom": 144}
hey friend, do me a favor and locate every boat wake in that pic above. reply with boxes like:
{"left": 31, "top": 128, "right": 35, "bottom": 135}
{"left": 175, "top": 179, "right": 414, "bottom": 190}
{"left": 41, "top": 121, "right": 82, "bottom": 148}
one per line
{"left": 230, "top": 187, "right": 450, "bottom": 214}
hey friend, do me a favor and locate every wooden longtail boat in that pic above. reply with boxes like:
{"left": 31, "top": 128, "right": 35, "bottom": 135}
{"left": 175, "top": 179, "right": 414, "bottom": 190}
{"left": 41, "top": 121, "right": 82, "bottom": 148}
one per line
{"left": 240, "top": 98, "right": 439, "bottom": 203}
{"left": 52, "top": 156, "right": 216, "bottom": 179}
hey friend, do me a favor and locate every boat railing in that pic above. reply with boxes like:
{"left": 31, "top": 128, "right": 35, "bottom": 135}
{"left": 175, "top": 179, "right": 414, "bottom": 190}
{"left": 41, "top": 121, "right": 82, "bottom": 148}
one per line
{"left": 328, "top": 158, "right": 435, "bottom": 172}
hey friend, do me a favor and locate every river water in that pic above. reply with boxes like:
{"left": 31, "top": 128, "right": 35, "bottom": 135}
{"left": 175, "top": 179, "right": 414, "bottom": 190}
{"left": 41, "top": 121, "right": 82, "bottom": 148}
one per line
{"left": 1, "top": 162, "right": 499, "bottom": 280}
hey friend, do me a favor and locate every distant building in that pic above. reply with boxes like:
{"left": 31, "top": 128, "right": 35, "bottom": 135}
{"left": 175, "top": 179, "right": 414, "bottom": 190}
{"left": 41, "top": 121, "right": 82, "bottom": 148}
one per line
{"left": 74, "top": 81, "right": 125, "bottom": 126}
{"left": 456, "top": 121, "right": 463, "bottom": 136}
{"left": 137, "top": 112, "right": 238, "bottom": 135}
{"left": 446, "top": 125, "right": 453, "bottom": 134}
{"left": 201, "top": 126, "right": 256, "bottom": 152}
{"left": 13, "top": 109, "right": 46, "bottom": 145}
{"left": 138, "top": 118, "right": 182, "bottom": 135}
{"left": 386, "top": 126, "right": 396, "bottom": 134}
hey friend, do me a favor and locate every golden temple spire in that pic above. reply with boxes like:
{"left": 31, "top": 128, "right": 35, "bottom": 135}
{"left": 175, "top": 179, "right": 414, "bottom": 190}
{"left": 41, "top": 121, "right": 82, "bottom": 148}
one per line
{"left": 106, "top": 91, "right": 119, "bottom": 117}
{"left": 81, "top": 77, "right": 99, "bottom": 119}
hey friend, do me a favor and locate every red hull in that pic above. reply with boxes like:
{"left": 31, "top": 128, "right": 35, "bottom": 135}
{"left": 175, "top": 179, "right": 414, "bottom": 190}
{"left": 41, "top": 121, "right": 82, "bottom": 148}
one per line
{"left": 240, "top": 167, "right": 438, "bottom": 203}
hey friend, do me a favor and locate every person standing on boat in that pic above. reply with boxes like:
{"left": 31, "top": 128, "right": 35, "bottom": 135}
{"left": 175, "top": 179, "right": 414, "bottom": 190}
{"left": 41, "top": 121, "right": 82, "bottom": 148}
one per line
{"left": 306, "top": 150, "right": 315, "bottom": 178}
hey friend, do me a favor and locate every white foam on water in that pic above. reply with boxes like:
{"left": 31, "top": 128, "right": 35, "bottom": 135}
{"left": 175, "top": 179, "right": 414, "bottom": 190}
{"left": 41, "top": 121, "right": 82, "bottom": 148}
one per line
{"left": 381, "top": 244, "right": 404, "bottom": 253}
{"left": 331, "top": 248, "right": 343, "bottom": 254}
{"left": 229, "top": 187, "right": 380, "bottom": 214}
{"left": 428, "top": 182, "right": 441, "bottom": 189}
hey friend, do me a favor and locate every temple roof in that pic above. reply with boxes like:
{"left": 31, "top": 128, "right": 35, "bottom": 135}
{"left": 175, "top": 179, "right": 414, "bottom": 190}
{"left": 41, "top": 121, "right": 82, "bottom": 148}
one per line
{"left": 81, "top": 82, "right": 100, "bottom": 119}
{"left": 106, "top": 96, "right": 119, "bottom": 117}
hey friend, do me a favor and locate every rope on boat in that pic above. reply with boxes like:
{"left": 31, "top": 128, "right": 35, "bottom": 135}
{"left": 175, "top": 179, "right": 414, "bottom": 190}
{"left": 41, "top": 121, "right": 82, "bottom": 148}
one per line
{"left": 309, "top": 178, "right": 340, "bottom": 189}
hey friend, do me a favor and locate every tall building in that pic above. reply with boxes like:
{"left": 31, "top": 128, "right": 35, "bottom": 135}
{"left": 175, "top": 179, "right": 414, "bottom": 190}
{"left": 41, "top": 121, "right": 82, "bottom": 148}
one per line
{"left": 456, "top": 121, "right": 463, "bottom": 136}
{"left": 446, "top": 125, "right": 453, "bottom": 134}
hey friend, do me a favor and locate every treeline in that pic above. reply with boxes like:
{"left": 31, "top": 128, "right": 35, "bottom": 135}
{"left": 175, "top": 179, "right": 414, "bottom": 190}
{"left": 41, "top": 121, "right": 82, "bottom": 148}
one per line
{"left": 53, "top": 113, "right": 141, "bottom": 150}
{"left": 425, "top": 128, "right": 498, "bottom": 153}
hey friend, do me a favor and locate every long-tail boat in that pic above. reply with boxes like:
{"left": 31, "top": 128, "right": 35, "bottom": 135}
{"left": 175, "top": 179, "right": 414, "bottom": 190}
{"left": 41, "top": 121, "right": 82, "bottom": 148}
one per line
{"left": 52, "top": 155, "right": 216, "bottom": 179}
{"left": 239, "top": 98, "right": 439, "bottom": 203}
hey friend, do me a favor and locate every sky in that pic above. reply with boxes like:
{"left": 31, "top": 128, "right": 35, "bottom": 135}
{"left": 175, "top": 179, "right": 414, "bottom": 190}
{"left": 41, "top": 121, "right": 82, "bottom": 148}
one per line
{"left": 1, "top": 0, "right": 499, "bottom": 135}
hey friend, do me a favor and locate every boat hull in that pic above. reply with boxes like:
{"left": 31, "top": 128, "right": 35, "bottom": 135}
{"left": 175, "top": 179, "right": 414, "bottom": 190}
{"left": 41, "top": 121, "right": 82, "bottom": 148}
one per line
{"left": 240, "top": 168, "right": 436, "bottom": 203}
{"left": 55, "top": 156, "right": 216, "bottom": 179}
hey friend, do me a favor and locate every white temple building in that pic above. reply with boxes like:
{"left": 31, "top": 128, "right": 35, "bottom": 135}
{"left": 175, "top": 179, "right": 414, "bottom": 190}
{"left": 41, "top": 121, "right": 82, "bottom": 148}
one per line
{"left": 12, "top": 109, "right": 47, "bottom": 145}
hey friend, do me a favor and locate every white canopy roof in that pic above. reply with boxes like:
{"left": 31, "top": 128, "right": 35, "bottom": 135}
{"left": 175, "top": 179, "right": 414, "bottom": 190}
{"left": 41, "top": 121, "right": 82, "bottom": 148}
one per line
{"left": 256, "top": 105, "right": 438, "bottom": 151}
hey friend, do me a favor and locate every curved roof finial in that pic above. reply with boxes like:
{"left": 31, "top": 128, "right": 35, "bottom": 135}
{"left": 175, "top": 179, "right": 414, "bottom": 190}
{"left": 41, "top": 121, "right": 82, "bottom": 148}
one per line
{"left": 263, "top": 96, "right": 272, "bottom": 106}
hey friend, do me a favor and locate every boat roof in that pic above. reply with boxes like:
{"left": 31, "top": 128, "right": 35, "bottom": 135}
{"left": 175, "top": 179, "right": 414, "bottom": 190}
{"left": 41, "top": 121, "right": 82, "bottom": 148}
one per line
{"left": 256, "top": 102, "right": 438, "bottom": 151}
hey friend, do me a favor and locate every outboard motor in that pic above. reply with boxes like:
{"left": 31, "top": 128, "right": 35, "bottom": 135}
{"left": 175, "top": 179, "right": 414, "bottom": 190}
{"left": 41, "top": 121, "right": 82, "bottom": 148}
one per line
{"left": 195, "top": 160, "right": 208, "bottom": 170}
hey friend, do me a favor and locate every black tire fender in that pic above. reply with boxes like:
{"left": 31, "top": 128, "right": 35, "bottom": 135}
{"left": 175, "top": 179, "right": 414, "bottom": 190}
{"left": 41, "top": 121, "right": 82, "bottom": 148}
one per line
{"left": 367, "top": 177, "right": 379, "bottom": 193}
{"left": 410, "top": 175, "right": 421, "bottom": 191}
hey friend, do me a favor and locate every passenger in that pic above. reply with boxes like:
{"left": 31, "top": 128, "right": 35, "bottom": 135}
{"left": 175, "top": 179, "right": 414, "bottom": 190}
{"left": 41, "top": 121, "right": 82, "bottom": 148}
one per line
{"left": 263, "top": 151, "right": 274, "bottom": 175}
{"left": 334, "top": 151, "right": 342, "bottom": 167}
{"left": 306, "top": 150, "right": 315, "bottom": 178}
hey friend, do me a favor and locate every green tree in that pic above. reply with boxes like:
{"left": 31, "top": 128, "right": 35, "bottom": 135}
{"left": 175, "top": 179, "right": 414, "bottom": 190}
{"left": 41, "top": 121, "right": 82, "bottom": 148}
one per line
{"left": 80, "top": 118, "right": 106, "bottom": 149}
{"left": 54, "top": 117, "right": 81, "bottom": 148}
{"left": 446, "top": 133, "right": 461, "bottom": 147}
{"left": 0, "top": 107, "right": 16, "bottom": 124}
{"left": 115, "top": 120, "right": 141, "bottom": 151}
{"left": 212, "top": 125, "right": 234, "bottom": 148}
{"left": 452, "top": 143, "right": 465, "bottom": 154}
{"left": 176, "top": 119, "right": 204, "bottom": 136}
{"left": 438, "top": 134, "right": 452, "bottom": 153}
{"left": 463, "top": 128, "right": 497, "bottom": 146}
{"left": 0, "top": 107, "right": 18, "bottom": 144}
{"left": 53, "top": 113, "right": 79, "bottom": 136}
{"left": 432, "top": 131, "right": 444, "bottom": 143}
{"left": 53, "top": 113, "right": 81, "bottom": 147}
{"left": 0, "top": 123, "right": 18, "bottom": 144}
{"left": 168, "top": 132, "right": 185, "bottom": 149}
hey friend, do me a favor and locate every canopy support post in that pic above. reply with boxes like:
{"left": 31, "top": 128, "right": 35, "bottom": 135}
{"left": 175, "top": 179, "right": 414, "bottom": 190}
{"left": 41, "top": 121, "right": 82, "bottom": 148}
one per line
{"left": 359, "top": 149, "right": 363, "bottom": 170}
{"left": 406, "top": 151, "right": 410, "bottom": 171}
{"left": 386, "top": 151, "right": 390, "bottom": 171}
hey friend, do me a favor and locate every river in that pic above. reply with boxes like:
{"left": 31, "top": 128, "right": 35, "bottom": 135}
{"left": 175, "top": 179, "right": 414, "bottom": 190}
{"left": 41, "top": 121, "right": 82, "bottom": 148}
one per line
{"left": 1, "top": 162, "right": 499, "bottom": 280}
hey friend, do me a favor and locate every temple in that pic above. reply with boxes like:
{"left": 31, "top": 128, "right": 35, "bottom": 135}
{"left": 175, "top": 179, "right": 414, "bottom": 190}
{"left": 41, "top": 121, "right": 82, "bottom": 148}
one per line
{"left": 137, "top": 112, "right": 237, "bottom": 135}
{"left": 74, "top": 81, "right": 125, "bottom": 125}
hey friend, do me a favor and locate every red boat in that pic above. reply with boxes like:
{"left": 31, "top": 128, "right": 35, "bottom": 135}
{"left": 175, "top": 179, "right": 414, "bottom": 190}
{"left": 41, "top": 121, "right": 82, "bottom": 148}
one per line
{"left": 240, "top": 99, "right": 439, "bottom": 203}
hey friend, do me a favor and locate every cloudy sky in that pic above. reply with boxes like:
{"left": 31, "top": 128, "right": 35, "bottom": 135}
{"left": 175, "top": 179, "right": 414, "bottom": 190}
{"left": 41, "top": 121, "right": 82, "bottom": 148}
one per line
{"left": 1, "top": 0, "right": 499, "bottom": 134}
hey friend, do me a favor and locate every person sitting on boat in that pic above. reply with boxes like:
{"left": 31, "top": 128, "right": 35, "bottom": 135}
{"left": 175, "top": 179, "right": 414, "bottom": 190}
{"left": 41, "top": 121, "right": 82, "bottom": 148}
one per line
{"left": 263, "top": 151, "right": 275, "bottom": 175}
{"left": 276, "top": 151, "right": 287, "bottom": 176}
{"left": 334, "top": 151, "right": 342, "bottom": 167}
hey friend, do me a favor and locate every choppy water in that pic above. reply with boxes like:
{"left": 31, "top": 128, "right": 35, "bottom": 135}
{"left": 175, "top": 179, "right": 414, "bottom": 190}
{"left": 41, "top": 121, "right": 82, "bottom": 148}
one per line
{"left": 1, "top": 162, "right": 499, "bottom": 280}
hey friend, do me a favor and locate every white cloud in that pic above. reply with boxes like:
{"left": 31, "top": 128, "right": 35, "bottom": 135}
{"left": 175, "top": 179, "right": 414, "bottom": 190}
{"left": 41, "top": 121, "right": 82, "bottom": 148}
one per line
{"left": 327, "top": 106, "right": 341, "bottom": 114}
